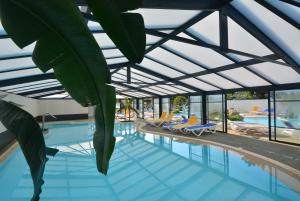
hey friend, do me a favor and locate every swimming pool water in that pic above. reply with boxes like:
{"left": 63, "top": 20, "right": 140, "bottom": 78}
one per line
{"left": 1, "top": 122, "right": 300, "bottom": 201}
{"left": 244, "top": 116, "right": 300, "bottom": 128}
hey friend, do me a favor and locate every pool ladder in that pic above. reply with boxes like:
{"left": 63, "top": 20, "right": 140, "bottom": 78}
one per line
{"left": 42, "top": 113, "right": 57, "bottom": 134}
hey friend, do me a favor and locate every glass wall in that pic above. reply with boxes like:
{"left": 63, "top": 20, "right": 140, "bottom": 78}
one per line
{"left": 143, "top": 98, "right": 154, "bottom": 119}
{"left": 273, "top": 89, "right": 300, "bottom": 145}
{"left": 171, "top": 96, "right": 189, "bottom": 119}
{"left": 189, "top": 96, "right": 202, "bottom": 122}
{"left": 138, "top": 98, "right": 143, "bottom": 119}
{"left": 162, "top": 98, "right": 170, "bottom": 114}
{"left": 153, "top": 98, "right": 160, "bottom": 118}
{"left": 207, "top": 94, "right": 225, "bottom": 132}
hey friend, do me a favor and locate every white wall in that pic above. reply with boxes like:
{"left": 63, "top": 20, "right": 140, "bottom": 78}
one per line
{"left": 0, "top": 91, "right": 88, "bottom": 134}
{"left": 0, "top": 91, "right": 38, "bottom": 133}
{"left": 37, "top": 99, "right": 88, "bottom": 116}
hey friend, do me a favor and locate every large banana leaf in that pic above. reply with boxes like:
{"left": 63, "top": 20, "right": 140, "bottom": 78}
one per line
{"left": 0, "top": 0, "right": 116, "bottom": 175}
{"left": 0, "top": 100, "right": 58, "bottom": 201}
{"left": 85, "top": 0, "right": 146, "bottom": 63}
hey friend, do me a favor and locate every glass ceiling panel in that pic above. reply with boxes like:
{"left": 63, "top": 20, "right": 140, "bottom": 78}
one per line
{"left": 187, "top": 11, "right": 220, "bottom": 45}
{"left": 131, "top": 9, "right": 200, "bottom": 29}
{"left": 106, "top": 57, "right": 128, "bottom": 65}
{"left": 142, "top": 87, "right": 166, "bottom": 96}
{"left": 180, "top": 78, "right": 218, "bottom": 91}
{"left": 139, "top": 58, "right": 184, "bottom": 78}
{"left": 226, "top": 53, "right": 252, "bottom": 62}
{"left": 146, "top": 34, "right": 162, "bottom": 44}
{"left": 0, "top": 68, "right": 51, "bottom": 81}
{"left": 131, "top": 69, "right": 163, "bottom": 81}
{"left": 147, "top": 47, "right": 204, "bottom": 74}
{"left": 10, "top": 83, "right": 62, "bottom": 94}
{"left": 249, "top": 61, "right": 300, "bottom": 84}
{"left": 0, "top": 21, "right": 6, "bottom": 35}
{"left": 156, "top": 85, "right": 188, "bottom": 94}
{"left": 228, "top": 17, "right": 273, "bottom": 57}
{"left": 265, "top": 0, "right": 300, "bottom": 24}
{"left": 28, "top": 90, "right": 64, "bottom": 98}
{"left": 164, "top": 40, "right": 233, "bottom": 68}
{"left": 112, "top": 74, "right": 127, "bottom": 81}
{"left": 41, "top": 93, "right": 69, "bottom": 99}
{"left": 102, "top": 49, "right": 123, "bottom": 58}
{"left": 148, "top": 86, "right": 176, "bottom": 95}
{"left": 0, "top": 39, "right": 34, "bottom": 58}
{"left": 93, "top": 33, "right": 115, "bottom": 48}
{"left": 0, "top": 57, "right": 35, "bottom": 72}
{"left": 111, "top": 76, "right": 126, "bottom": 82}
{"left": 198, "top": 74, "right": 241, "bottom": 89}
{"left": 167, "top": 84, "right": 196, "bottom": 93}
{"left": 88, "top": 21, "right": 102, "bottom": 31}
{"left": 232, "top": 0, "right": 300, "bottom": 64}
{"left": 0, "top": 79, "right": 58, "bottom": 91}
{"left": 219, "top": 67, "right": 271, "bottom": 87}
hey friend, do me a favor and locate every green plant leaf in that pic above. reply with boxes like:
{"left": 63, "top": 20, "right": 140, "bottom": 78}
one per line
{"left": 85, "top": 0, "right": 146, "bottom": 63}
{"left": 0, "top": 100, "right": 58, "bottom": 201}
{"left": 0, "top": 0, "right": 116, "bottom": 175}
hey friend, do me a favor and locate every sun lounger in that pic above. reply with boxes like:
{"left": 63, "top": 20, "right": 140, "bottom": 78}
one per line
{"left": 230, "top": 121, "right": 267, "bottom": 134}
{"left": 162, "top": 118, "right": 188, "bottom": 130}
{"left": 146, "top": 112, "right": 167, "bottom": 126}
{"left": 157, "top": 113, "right": 174, "bottom": 127}
{"left": 170, "top": 116, "right": 198, "bottom": 132}
{"left": 184, "top": 123, "right": 217, "bottom": 136}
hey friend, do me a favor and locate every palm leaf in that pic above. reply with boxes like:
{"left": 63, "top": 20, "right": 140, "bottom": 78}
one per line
{"left": 85, "top": 0, "right": 146, "bottom": 63}
{"left": 0, "top": 0, "right": 115, "bottom": 175}
{"left": 0, "top": 100, "right": 58, "bottom": 201}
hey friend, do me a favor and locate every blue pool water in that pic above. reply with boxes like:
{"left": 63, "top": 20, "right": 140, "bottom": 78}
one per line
{"left": 244, "top": 116, "right": 300, "bottom": 128}
{"left": 1, "top": 122, "right": 300, "bottom": 201}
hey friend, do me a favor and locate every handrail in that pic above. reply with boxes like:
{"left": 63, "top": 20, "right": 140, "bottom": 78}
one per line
{"left": 42, "top": 113, "right": 57, "bottom": 132}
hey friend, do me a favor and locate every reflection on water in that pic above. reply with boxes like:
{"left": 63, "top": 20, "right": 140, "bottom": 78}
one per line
{"left": 0, "top": 123, "right": 300, "bottom": 201}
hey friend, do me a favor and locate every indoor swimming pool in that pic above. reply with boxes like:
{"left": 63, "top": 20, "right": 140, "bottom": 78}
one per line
{"left": 0, "top": 122, "right": 299, "bottom": 201}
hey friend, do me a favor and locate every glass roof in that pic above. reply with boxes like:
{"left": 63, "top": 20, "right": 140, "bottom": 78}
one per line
{"left": 0, "top": 0, "right": 299, "bottom": 99}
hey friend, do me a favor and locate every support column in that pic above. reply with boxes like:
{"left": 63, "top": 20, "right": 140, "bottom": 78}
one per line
{"left": 159, "top": 97, "right": 163, "bottom": 117}
{"left": 224, "top": 93, "right": 228, "bottom": 133}
{"left": 202, "top": 94, "right": 207, "bottom": 124}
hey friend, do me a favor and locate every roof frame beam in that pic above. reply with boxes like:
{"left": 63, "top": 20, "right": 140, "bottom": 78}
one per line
{"left": 222, "top": 5, "right": 300, "bottom": 73}
{"left": 34, "top": 90, "right": 66, "bottom": 99}
{"left": 256, "top": 0, "right": 300, "bottom": 30}
{"left": 184, "top": 31, "right": 276, "bottom": 85}
{"left": 76, "top": 0, "right": 233, "bottom": 10}
{"left": 145, "top": 11, "right": 213, "bottom": 54}
{"left": 145, "top": 55, "right": 221, "bottom": 90}
{"left": 139, "top": 54, "right": 279, "bottom": 88}
{"left": 145, "top": 29, "right": 294, "bottom": 68}
{"left": 160, "top": 45, "right": 246, "bottom": 87}
{"left": 132, "top": 64, "right": 203, "bottom": 94}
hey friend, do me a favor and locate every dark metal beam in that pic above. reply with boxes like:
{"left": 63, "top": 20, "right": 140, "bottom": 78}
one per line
{"left": 279, "top": 0, "right": 300, "bottom": 7}
{"left": 223, "top": 5, "right": 300, "bottom": 73}
{"left": 145, "top": 11, "right": 213, "bottom": 54}
{"left": 139, "top": 54, "right": 279, "bottom": 88}
{"left": 184, "top": 31, "right": 276, "bottom": 85}
{"left": 127, "top": 66, "right": 131, "bottom": 84}
{"left": 131, "top": 64, "right": 203, "bottom": 93}
{"left": 19, "top": 86, "right": 64, "bottom": 96}
{"left": 34, "top": 90, "right": 66, "bottom": 99}
{"left": 219, "top": 10, "right": 228, "bottom": 50}
{"left": 145, "top": 29, "right": 293, "bottom": 68}
{"left": 0, "top": 73, "right": 56, "bottom": 88}
{"left": 76, "top": 0, "right": 233, "bottom": 10}
{"left": 160, "top": 45, "right": 246, "bottom": 87}
{"left": 256, "top": 0, "right": 300, "bottom": 30}
{"left": 145, "top": 55, "right": 221, "bottom": 90}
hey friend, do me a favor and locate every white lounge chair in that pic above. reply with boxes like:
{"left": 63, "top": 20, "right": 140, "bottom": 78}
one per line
{"left": 184, "top": 123, "right": 217, "bottom": 136}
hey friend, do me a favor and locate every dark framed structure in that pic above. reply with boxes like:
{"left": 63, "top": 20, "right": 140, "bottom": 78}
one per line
{"left": 0, "top": 0, "right": 299, "bottom": 145}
